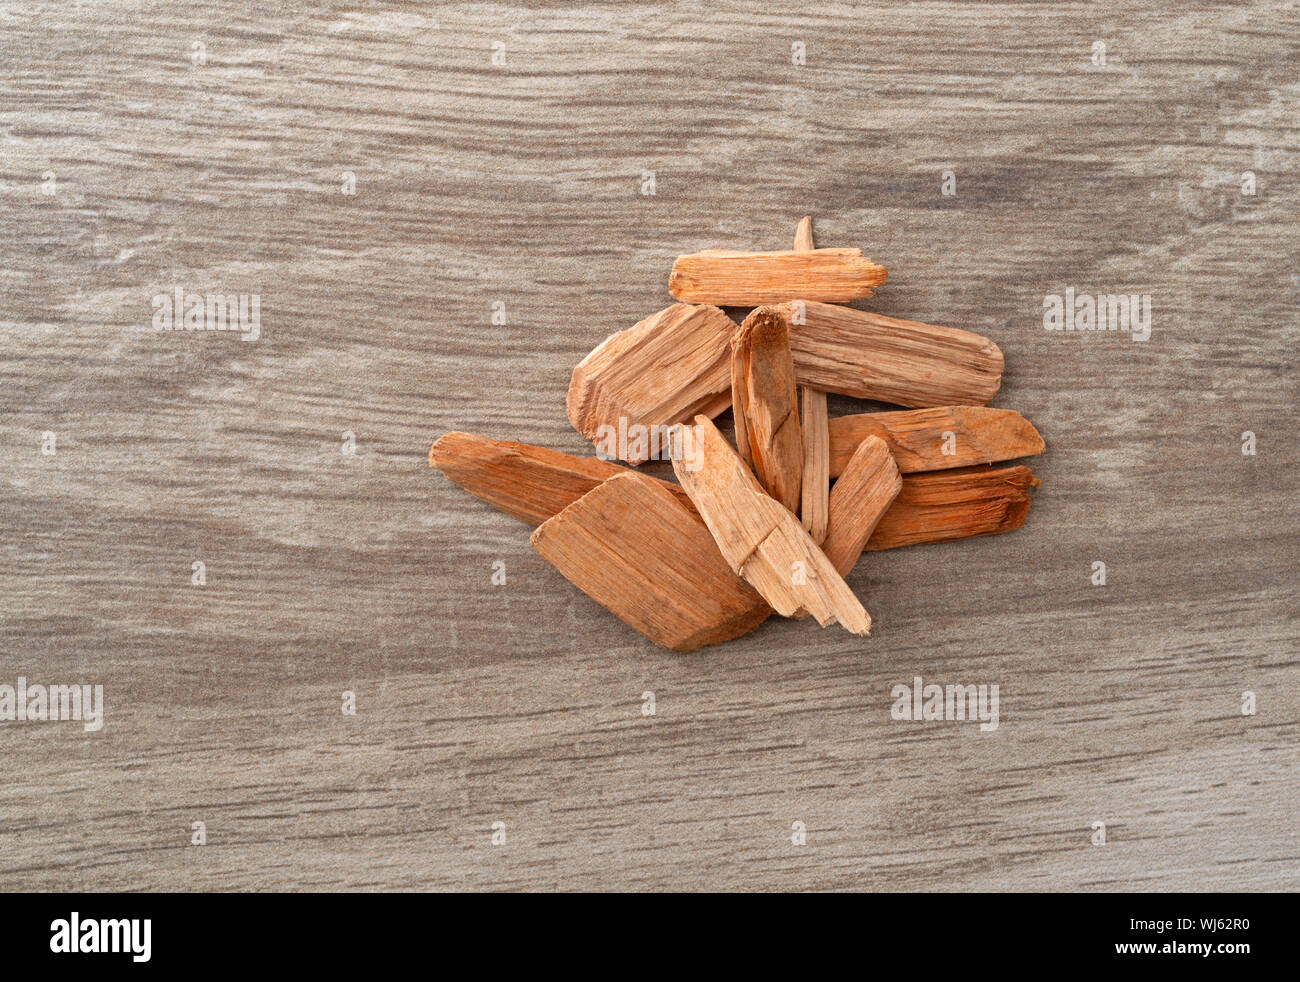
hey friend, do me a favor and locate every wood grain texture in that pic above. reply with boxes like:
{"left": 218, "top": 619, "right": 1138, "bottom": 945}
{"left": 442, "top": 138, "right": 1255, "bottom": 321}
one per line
{"left": 0, "top": 0, "right": 1296, "bottom": 892}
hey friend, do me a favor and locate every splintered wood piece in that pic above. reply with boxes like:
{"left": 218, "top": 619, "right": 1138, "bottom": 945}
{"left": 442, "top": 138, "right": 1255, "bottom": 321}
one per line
{"left": 668, "top": 250, "right": 886, "bottom": 306}
{"left": 566, "top": 303, "right": 737, "bottom": 464}
{"left": 731, "top": 307, "right": 803, "bottom": 513}
{"left": 793, "top": 217, "right": 829, "bottom": 544}
{"left": 531, "top": 473, "right": 770, "bottom": 652}
{"left": 776, "top": 300, "right": 1003, "bottom": 407}
{"left": 670, "top": 416, "right": 870, "bottom": 634}
{"left": 866, "top": 465, "right": 1039, "bottom": 551}
{"left": 822, "top": 436, "right": 903, "bottom": 575}
{"left": 430, "top": 432, "right": 1034, "bottom": 552}
{"left": 430, "top": 431, "right": 693, "bottom": 525}
{"left": 793, "top": 215, "right": 815, "bottom": 252}
{"left": 800, "top": 388, "right": 830, "bottom": 543}
{"left": 828, "top": 406, "right": 1045, "bottom": 477}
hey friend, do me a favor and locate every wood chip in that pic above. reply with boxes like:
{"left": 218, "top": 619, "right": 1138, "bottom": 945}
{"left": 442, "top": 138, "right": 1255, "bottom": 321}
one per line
{"left": 531, "top": 472, "right": 770, "bottom": 652}
{"left": 821, "top": 436, "right": 903, "bottom": 575}
{"left": 670, "top": 416, "right": 870, "bottom": 635}
{"left": 792, "top": 216, "right": 829, "bottom": 544}
{"left": 800, "top": 388, "right": 830, "bottom": 544}
{"left": 731, "top": 306, "right": 803, "bottom": 513}
{"left": 429, "top": 431, "right": 692, "bottom": 525}
{"left": 774, "top": 300, "right": 1003, "bottom": 407}
{"left": 792, "top": 215, "right": 816, "bottom": 252}
{"left": 668, "top": 249, "right": 886, "bottom": 305}
{"left": 430, "top": 432, "right": 1035, "bottom": 553}
{"left": 566, "top": 303, "right": 736, "bottom": 464}
{"left": 866, "top": 464, "right": 1039, "bottom": 552}
{"left": 828, "top": 406, "right": 1045, "bottom": 476}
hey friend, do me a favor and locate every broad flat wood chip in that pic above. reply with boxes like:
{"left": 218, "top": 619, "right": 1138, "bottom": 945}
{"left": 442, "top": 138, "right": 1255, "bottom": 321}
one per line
{"left": 531, "top": 472, "right": 770, "bottom": 652}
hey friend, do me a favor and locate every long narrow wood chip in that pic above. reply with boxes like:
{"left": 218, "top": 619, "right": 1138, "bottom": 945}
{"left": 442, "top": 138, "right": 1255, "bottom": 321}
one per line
{"left": 670, "top": 416, "right": 870, "bottom": 635}
{"left": 429, "top": 431, "right": 691, "bottom": 525}
{"left": 800, "top": 388, "right": 830, "bottom": 543}
{"left": 792, "top": 216, "right": 829, "bottom": 544}
{"left": 772, "top": 300, "right": 1003, "bottom": 407}
{"left": 865, "top": 464, "right": 1039, "bottom": 551}
{"left": 566, "top": 303, "right": 736, "bottom": 464}
{"left": 822, "top": 436, "right": 903, "bottom": 575}
{"left": 731, "top": 307, "right": 803, "bottom": 513}
{"left": 829, "top": 406, "right": 1045, "bottom": 476}
{"left": 668, "top": 249, "right": 886, "bottom": 305}
{"left": 429, "top": 432, "right": 1036, "bottom": 552}
{"left": 531, "top": 473, "right": 770, "bottom": 652}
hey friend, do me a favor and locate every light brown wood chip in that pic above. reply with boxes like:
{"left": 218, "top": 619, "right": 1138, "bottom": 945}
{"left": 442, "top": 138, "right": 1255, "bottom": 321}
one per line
{"left": 731, "top": 306, "right": 803, "bottom": 513}
{"left": 668, "top": 249, "right": 886, "bottom": 305}
{"left": 531, "top": 472, "right": 770, "bottom": 652}
{"left": 865, "top": 464, "right": 1039, "bottom": 551}
{"left": 429, "top": 432, "right": 1036, "bottom": 552}
{"left": 828, "top": 406, "right": 1045, "bottom": 477}
{"left": 800, "top": 387, "right": 830, "bottom": 544}
{"left": 821, "top": 436, "right": 903, "bottom": 576}
{"left": 792, "top": 216, "right": 829, "bottom": 544}
{"left": 566, "top": 303, "right": 736, "bottom": 464}
{"left": 774, "top": 300, "right": 1003, "bottom": 407}
{"left": 792, "top": 215, "right": 816, "bottom": 252}
{"left": 670, "top": 416, "right": 870, "bottom": 635}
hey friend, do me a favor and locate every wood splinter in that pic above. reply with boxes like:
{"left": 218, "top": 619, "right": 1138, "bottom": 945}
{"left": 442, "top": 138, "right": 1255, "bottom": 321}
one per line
{"left": 801, "top": 387, "right": 830, "bottom": 543}
{"left": 670, "top": 416, "right": 871, "bottom": 635}
{"left": 531, "top": 472, "right": 770, "bottom": 653}
{"left": 793, "top": 217, "right": 830, "bottom": 545}
{"left": 731, "top": 306, "right": 803, "bottom": 513}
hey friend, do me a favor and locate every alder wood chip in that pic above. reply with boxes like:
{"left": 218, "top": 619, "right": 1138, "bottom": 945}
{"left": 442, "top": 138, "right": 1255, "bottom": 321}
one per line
{"left": 670, "top": 416, "right": 870, "bottom": 635}
{"left": 429, "top": 431, "right": 692, "bottom": 525}
{"left": 566, "top": 303, "right": 737, "bottom": 464}
{"left": 800, "top": 388, "right": 830, "bottom": 544}
{"left": 828, "top": 406, "right": 1045, "bottom": 476}
{"left": 793, "top": 216, "right": 829, "bottom": 544}
{"left": 821, "top": 436, "right": 903, "bottom": 576}
{"left": 865, "top": 464, "right": 1039, "bottom": 551}
{"left": 530, "top": 472, "right": 770, "bottom": 652}
{"left": 731, "top": 306, "right": 803, "bottom": 513}
{"left": 668, "top": 249, "right": 886, "bottom": 305}
{"left": 775, "top": 300, "right": 1004, "bottom": 407}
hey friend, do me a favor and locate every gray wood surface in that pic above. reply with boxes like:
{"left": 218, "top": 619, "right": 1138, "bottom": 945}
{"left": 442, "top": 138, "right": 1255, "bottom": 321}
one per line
{"left": 1, "top": 1, "right": 1296, "bottom": 892}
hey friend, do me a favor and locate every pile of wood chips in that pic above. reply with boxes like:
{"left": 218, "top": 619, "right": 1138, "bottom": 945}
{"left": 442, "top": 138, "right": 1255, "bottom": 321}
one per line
{"left": 431, "top": 218, "right": 1044, "bottom": 651}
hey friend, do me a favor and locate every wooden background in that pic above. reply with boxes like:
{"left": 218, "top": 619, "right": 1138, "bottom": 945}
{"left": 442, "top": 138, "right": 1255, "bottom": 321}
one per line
{"left": 1, "top": 1, "right": 1296, "bottom": 891}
